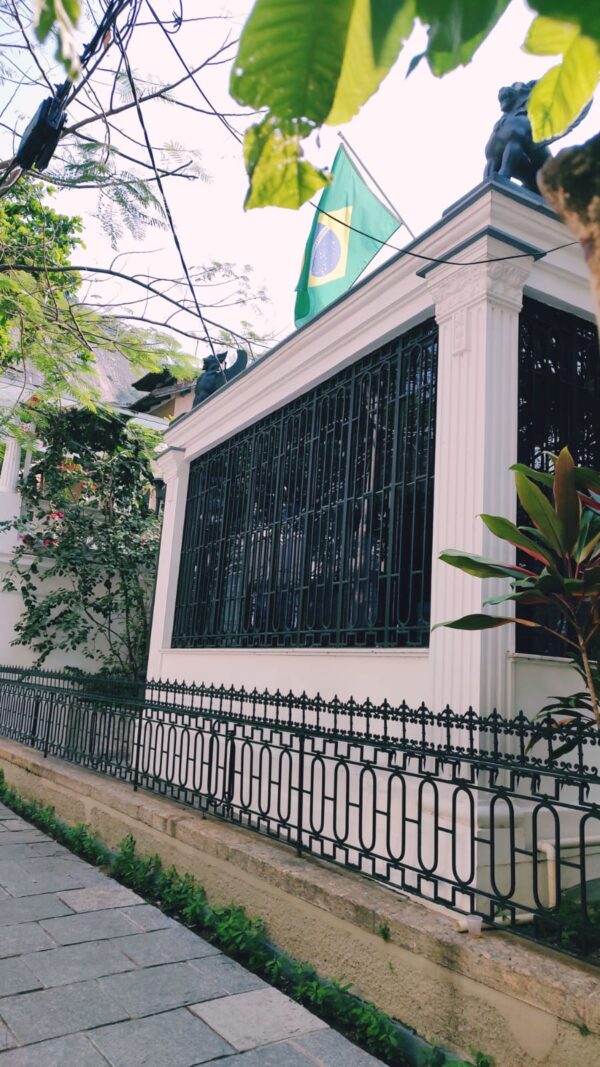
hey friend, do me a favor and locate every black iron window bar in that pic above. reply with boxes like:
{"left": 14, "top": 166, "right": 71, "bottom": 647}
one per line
{"left": 517, "top": 296, "right": 600, "bottom": 656}
{"left": 172, "top": 319, "right": 438, "bottom": 650}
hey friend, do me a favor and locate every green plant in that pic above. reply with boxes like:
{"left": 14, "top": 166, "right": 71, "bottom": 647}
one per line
{"left": 0, "top": 181, "right": 188, "bottom": 415}
{"left": 0, "top": 769, "right": 487, "bottom": 1067}
{"left": 378, "top": 921, "right": 392, "bottom": 941}
{"left": 435, "top": 449, "right": 600, "bottom": 735}
{"left": 1, "top": 406, "right": 162, "bottom": 677}
{"left": 221, "top": 2, "right": 600, "bottom": 211}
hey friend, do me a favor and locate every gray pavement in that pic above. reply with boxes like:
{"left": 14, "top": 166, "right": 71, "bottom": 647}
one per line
{"left": 0, "top": 805, "right": 385, "bottom": 1066}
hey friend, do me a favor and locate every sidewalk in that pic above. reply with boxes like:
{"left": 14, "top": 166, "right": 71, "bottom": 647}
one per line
{"left": 0, "top": 803, "right": 385, "bottom": 1066}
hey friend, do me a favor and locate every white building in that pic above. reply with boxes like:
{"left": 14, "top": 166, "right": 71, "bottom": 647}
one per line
{"left": 148, "top": 178, "right": 599, "bottom": 722}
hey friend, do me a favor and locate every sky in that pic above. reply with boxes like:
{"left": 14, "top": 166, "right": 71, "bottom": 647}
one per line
{"left": 3, "top": 0, "right": 600, "bottom": 359}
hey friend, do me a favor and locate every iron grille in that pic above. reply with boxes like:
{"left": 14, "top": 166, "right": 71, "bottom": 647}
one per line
{"left": 172, "top": 319, "right": 438, "bottom": 649}
{"left": 517, "top": 296, "right": 600, "bottom": 655}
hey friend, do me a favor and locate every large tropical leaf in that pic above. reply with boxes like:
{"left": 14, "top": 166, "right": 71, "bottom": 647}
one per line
{"left": 231, "top": 0, "right": 356, "bottom": 123}
{"left": 510, "top": 463, "right": 553, "bottom": 488}
{"left": 415, "top": 0, "right": 510, "bottom": 75}
{"left": 242, "top": 119, "right": 329, "bottom": 210}
{"left": 527, "top": 29, "right": 600, "bottom": 141}
{"left": 326, "top": 0, "right": 414, "bottom": 124}
{"left": 553, "top": 447, "right": 581, "bottom": 552}
{"left": 515, "top": 471, "right": 565, "bottom": 555}
{"left": 439, "top": 549, "right": 535, "bottom": 580}
{"left": 480, "top": 513, "right": 557, "bottom": 567}
{"left": 433, "top": 613, "right": 540, "bottom": 631}
{"left": 530, "top": 2, "right": 600, "bottom": 44}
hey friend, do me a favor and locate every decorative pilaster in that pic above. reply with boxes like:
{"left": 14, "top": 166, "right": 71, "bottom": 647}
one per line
{"left": 147, "top": 446, "right": 188, "bottom": 674}
{"left": 428, "top": 253, "right": 533, "bottom": 717}
{"left": 0, "top": 436, "right": 21, "bottom": 493}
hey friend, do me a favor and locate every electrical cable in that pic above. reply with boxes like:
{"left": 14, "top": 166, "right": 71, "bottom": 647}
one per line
{"left": 114, "top": 13, "right": 222, "bottom": 358}
{"left": 144, "top": 0, "right": 243, "bottom": 145}
{"left": 309, "top": 201, "right": 576, "bottom": 268}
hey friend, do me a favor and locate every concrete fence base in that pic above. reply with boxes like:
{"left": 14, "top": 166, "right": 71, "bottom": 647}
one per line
{"left": 0, "top": 739, "right": 598, "bottom": 1067}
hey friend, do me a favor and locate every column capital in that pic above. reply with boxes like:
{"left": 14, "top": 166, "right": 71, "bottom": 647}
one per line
{"left": 427, "top": 257, "right": 533, "bottom": 326}
{"left": 152, "top": 445, "right": 186, "bottom": 484}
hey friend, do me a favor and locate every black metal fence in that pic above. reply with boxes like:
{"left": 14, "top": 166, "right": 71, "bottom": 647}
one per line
{"left": 0, "top": 665, "right": 599, "bottom": 961}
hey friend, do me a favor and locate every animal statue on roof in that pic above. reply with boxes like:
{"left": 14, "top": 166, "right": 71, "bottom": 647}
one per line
{"left": 484, "top": 80, "right": 592, "bottom": 193}
{"left": 192, "top": 348, "right": 248, "bottom": 408}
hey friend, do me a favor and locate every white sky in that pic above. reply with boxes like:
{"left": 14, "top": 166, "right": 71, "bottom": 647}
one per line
{"left": 3, "top": 0, "right": 600, "bottom": 357}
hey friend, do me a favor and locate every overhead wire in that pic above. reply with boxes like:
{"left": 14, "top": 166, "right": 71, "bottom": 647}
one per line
{"left": 309, "top": 201, "right": 577, "bottom": 268}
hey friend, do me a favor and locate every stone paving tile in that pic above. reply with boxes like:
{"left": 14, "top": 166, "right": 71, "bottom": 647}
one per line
{"left": 40, "top": 907, "right": 145, "bottom": 944}
{"left": 88, "top": 1007, "right": 234, "bottom": 1067}
{"left": 0, "top": 863, "right": 84, "bottom": 898}
{"left": 189, "top": 987, "right": 327, "bottom": 1052}
{"left": 98, "top": 960, "right": 252, "bottom": 1018}
{"left": 0, "top": 812, "right": 385, "bottom": 1067}
{"left": 0, "top": 893, "right": 71, "bottom": 927}
{"left": 21, "top": 939, "right": 136, "bottom": 987}
{"left": 0, "top": 1020, "right": 16, "bottom": 1053}
{"left": 0, "top": 819, "right": 31, "bottom": 832}
{"left": 187, "top": 954, "right": 266, "bottom": 996}
{"left": 57, "top": 884, "right": 143, "bottom": 912}
{"left": 0, "top": 979, "right": 127, "bottom": 1044}
{"left": 118, "top": 903, "right": 179, "bottom": 931}
{"left": 0, "top": 832, "right": 47, "bottom": 846}
{"left": 0, "top": 921, "right": 56, "bottom": 958}
{"left": 294, "top": 1029, "right": 388, "bottom": 1065}
{"left": 116, "top": 926, "right": 220, "bottom": 968}
{"left": 0, "top": 956, "right": 42, "bottom": 996}
{"left": 0, "top": 1033, "right": 108, "bottom": 1065}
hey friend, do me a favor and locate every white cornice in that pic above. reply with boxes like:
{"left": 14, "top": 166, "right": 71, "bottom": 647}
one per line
{"left": 163, "top": 182, "right": 591, "bottom": 463}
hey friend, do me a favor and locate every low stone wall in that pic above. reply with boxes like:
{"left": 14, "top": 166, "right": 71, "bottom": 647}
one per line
{"left": 0, "top": 738, "right": 598, "bottom": 1067}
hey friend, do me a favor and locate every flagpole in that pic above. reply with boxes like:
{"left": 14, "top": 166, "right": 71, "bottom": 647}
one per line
{"left": 337, "top": 131, "right": 415, "bottom": 240}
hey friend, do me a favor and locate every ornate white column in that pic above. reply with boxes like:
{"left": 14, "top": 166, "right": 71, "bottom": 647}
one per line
{"left": 147, "top": 446, "right": 189, "bottom": 676}
{"left": 427, "top": 249, "right": 533, "bottom": 717}
{"left": 0, "top": 436, "right": 21, "bottom": 493}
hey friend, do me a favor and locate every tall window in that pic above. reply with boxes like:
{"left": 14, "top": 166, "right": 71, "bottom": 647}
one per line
{"left": 517, "top": 296, "right": 600, "bottom": 655}
{"left": 172, "top": 319, "right": 438, "bottom": 649}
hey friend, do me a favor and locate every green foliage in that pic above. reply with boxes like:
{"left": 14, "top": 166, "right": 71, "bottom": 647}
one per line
{"left": 1, "top": 406, "right": 162, "bottom": 678}
{"left": 0, "top": 770, "right": 484, "bottom": 1067}
{"left": 0, "top": 180, "right": 190, "bottom": 415}
{"left": 524, "top": 17, "right": 600, "bottom": 141}
{"left": 436, "top": 448, "right": 600, "bottom": 734}
{"left": 377, "top": 921, "right": 392, "bottom": 941}
{"left": 533, "top": 895, "right": 600, "bottom": 956}
{"left": 35, "top": 0, "right": 81, "bottom": 77}
{"left": 230, "top": 0, "right": 600, "bottom": 209}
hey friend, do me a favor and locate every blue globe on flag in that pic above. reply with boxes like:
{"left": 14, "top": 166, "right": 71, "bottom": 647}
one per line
{"left": 310, "top": 223, "right": 342, "bottom": 278}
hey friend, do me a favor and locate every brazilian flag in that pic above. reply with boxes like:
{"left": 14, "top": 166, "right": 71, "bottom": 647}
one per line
{"left": 294, "top": 147, "right": 400, "bottom": 328}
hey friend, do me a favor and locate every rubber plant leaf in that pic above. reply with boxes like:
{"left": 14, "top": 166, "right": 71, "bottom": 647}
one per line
{"left": 480, "top": 513, "right": 557, "bottom": 567}
{"left": 515, "top": 471, "right": 565, "bottom": 555}
{"left": 439, "top": 549, "right": 535, "bottom": 580}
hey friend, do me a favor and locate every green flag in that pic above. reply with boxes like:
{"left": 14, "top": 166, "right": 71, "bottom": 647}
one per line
{"left": 294, "top": 147, "right": 400, "bottom": 328}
